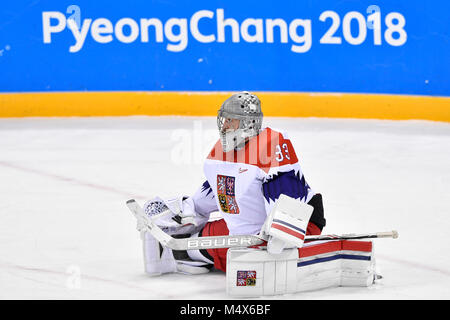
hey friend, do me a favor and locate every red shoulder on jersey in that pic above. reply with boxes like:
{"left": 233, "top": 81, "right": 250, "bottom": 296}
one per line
{"left": 207, "top": 128, "right": 298, "bottom": 173}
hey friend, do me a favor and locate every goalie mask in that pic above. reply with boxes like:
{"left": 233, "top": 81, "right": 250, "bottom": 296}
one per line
{"left": 217, "top": 92, "right": 263, "bottom": 152}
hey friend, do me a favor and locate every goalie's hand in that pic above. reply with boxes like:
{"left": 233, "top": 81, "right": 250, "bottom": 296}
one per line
{"left": 141, "top": 196, "right": 197, "bottom": 232}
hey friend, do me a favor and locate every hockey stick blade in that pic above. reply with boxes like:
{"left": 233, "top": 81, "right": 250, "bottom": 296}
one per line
{"left": 126, "top": 199, "right": 265, "bottom": 250}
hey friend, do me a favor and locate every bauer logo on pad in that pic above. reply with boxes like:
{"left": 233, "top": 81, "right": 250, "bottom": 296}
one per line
{"left": 237, "top": 270, "right": 256, "bottom": 286}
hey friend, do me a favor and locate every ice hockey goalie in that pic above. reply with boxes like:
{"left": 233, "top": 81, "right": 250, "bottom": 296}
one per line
{"left": 134, "top": 92, "right": 378, "bottom": 296}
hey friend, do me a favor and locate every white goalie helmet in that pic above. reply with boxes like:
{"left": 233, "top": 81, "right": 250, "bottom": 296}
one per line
{"left": 217, "top": 91, "right": 263, "bottom": 152}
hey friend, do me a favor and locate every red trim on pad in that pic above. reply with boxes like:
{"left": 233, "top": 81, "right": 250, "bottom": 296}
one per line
{"left": 271, "top": 223, "right": 305, "bottom": 240}
{"left": 342, "top": 240, "right": 372, "bottom": 252}
{"left": 299, "top": 240, "right": 373, "bottom": 258}
{"left": 299, "top": 241, "right": 341, "bottom": 258}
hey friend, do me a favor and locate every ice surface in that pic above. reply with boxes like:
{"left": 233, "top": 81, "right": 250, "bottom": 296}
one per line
{"left": 0, "top": 116, "right": 449, "bottom": 300}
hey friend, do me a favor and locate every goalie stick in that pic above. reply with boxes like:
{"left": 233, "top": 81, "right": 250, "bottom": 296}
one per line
{"left": 305, "top": 230, "right": 398, "bottom": 241}
{"left": 126, "top": 199, "right": 398, "bottom": 250}
{"left": 127, "top": 199, "right": 264, "bottom": 250}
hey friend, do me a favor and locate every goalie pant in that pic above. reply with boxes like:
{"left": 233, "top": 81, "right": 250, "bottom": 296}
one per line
{"left": 200, "top": 218, "right": 322, "bottom": 272}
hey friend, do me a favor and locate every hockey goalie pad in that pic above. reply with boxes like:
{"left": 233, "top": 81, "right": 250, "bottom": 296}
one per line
{"left": 297, "top": 240, "right": 377, "bottom": 291}
{"left": 226, "top": 248, "right": 299, "bottom": 297}
{"left": 142, "top": 231, "right": 212, "bottom": 276}
{"left": 262, "top": 194, "right": 314, "bottom": 254}
{"left": 142, "top": 231, "right": 177, "bottom": 276}
{"left": 226, "top": 240, "right": 376, "bottom": 297}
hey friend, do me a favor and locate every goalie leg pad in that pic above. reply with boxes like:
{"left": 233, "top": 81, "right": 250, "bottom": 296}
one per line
{"left": 296, "top": 240, "right": 376, "bottom": 291}
{"left": 226, "top": 240, "right": 377, "bottom": 297}
{"left": 142, "top": 231, "right": 213, "bottom": 276}
{"left": 142, "top": 231, "right": 177, "bottom": 276}
{"left": 226, "top": 248, "right": 299, "bottom": 297}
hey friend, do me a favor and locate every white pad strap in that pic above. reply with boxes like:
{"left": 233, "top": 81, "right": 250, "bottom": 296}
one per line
{"left": 176, "top": 261, "right": 211, "bottom": 275}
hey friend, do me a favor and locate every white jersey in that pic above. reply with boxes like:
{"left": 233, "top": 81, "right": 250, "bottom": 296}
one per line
{"left": 183, "top": 127, "right": 315, "bottom": 236}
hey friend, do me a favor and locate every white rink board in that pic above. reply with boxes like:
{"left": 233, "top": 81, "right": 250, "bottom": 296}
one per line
{"left": 0, "top": 116, "right": 449, "bottom": 300}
